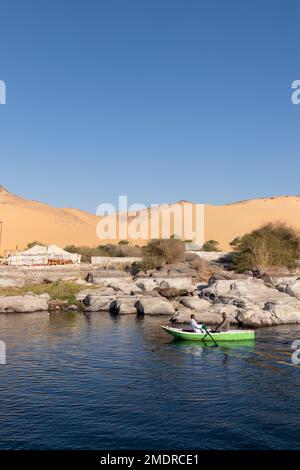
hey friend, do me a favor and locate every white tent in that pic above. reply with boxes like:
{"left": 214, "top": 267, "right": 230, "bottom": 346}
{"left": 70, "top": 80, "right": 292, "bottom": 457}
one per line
{"left": 7, "top": 244, "right": 81, "bottom": 266}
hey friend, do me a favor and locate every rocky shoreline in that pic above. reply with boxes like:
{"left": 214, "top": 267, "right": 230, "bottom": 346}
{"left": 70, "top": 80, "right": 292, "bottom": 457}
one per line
{"left": 1, "top": 261, "right": 300, "bottom": 328}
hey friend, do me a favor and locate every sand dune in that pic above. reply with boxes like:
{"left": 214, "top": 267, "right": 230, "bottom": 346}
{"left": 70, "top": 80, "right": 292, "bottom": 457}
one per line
{"left": 1, "top": 185, "right": 300, "bottom": 253}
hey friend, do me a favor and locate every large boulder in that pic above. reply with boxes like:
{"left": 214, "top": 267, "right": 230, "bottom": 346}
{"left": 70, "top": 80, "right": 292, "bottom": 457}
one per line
{"left": 171, "top": 307, "right": 221, "bottom": 325}
{"left": 202, "top": 280, "right": 237, "bottom": 301}
{"left": 179, "top": 297, "right": 211, "bottom": 311}
{"left": 156, "top": 287, "right": 181, "bottom": 299}
{"left": 157, "top": 278, "right": 195, "bottom": 292}
{"left": 108, "top": 281, "right": 142, "bottom": 295}
{"left": 83, "top": 294, "right": 114, "bottom": 312}
{"left": 0, "top": 294, "right": 48, "bottom": 313}
{"left": 76, "top": 287, "right": 115, "bottom": 302}
{"left": 136, "top": 296, "right": 175, "bottom": 315}
{"left": 139, "top": 290, "right": 162, "bottom": 298}
{"left": 202, "top": 278, "right": 300, "bottom": 327}
{"left": 285, "top": 280, "right": 300, "bottom": 300}
{"left": 151, "top": 263, "right": 197, "bottom": 278}
{"left": 236, "top": 305, "right": 274, "bottom": 327}
{"left": 170, "top": 303, "right": 238, "bottom": 325}
{"left": 110, "top": 296, "right": 139, "bottom": 314}
{"left": 135, "top": 279, "right": 158, "bottom": 291}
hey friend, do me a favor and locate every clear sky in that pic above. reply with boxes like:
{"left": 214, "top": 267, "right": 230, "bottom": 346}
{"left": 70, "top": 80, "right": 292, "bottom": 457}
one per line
{"left": 0, "top": 0, "right": 299, "bottom": 213}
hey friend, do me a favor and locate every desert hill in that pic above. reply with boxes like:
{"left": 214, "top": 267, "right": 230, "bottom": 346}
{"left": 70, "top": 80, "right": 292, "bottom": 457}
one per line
{"left": 1, "top": 185, "right": 300, "bottom": 254}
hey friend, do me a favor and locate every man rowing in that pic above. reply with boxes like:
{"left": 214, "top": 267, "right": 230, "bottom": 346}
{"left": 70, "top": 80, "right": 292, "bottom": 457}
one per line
{"left": 190, "top": 314, "right": 206, "bottom": 334}
{"left": 213, "top": 312, "right": 231, "bottom": 332}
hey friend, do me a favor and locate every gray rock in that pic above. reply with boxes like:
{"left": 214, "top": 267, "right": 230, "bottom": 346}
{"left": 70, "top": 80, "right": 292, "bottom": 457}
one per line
{"left": 39, "top": 293, "right": 52, "bottom": 301}
{"left": 110, "top": 296, "right": 139, "bottom": 314}
{"left": 179, "top": 297, "right": 211, "bottom": 311}
{"left": 171, "top": 303, "right": 238, "bottom": 325}
{"left": 156, "top": 287, "right": 180, "bottom": 299}
{"left": 108, "top": 281, "right": 142, "bottom": 295}
{"left": 171, "top": 307, "right": 221, "bottom": 325}
{"left": 135, "top": 279, "right": 158, "bottom": 291}
{"left": 0, "top": 294, "right": 48, "bottom": 313}
{"left": 76, "top": 287, "right": 115, "bottom": 302}
{"left": 139, "top": 290, "right": 161, "bottom": 297}
{"left": 83, "top": 294, "right": 114, "bottom": 312}
{"left": 136, "top": 297, "right": 175, "bottom": 315}
{"left": 157, "top": 278, "right": 195, "bottom": 292}
{"left": 202, "top": 278, "right": 300, "bottom": 327}
{"left": 285, "top": 280, "right": 300, "bottom": 300}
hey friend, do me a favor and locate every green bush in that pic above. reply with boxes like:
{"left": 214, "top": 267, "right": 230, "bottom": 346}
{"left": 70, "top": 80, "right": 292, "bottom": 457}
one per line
{"left": 140, "top": 238, "right": 185, "bottom": 271}
{"left": 64, "top": 243, "right": 142, "bottom": 262}
{"left": 230, "top": 222, "right": 300, "bottom": 272}
{"left": 202, "top": 240, "right": 220, "bottom": 252}
{"left": 139, "top": 255, "right": 163, "bottom": 272}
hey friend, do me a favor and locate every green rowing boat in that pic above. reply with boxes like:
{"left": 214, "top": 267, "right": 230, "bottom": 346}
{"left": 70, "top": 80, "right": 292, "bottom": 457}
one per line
{"left": 162, "top": 326, "right": 255, "bottom": 342}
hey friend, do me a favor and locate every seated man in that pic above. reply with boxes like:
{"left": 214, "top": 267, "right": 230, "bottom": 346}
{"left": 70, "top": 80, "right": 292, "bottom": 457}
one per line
{"left": 213, "top": 312, "right": 231, "bottom": 332}
{"left": 190, "top": 314, "right": 206, "bottom": 334}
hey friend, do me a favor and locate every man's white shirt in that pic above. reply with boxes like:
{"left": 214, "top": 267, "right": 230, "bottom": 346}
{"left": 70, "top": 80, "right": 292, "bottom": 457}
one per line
{"left": 190, "top": 318, "right": 205, "bottom": 333}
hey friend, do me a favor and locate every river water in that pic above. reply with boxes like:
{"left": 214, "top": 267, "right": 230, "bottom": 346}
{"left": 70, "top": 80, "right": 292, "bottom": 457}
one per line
{"left": 0, "top": 312, "right": 299, "bottom": 450}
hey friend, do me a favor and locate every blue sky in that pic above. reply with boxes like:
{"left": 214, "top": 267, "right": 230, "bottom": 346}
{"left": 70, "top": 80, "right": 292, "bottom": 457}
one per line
{"left": 0, "top": 0, "right": 299, "bottom": 212}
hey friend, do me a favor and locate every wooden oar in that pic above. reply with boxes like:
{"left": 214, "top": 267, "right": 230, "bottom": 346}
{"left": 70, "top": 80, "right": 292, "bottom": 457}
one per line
{"left": 202, "top": 327, "right": 219, "bottom": 347}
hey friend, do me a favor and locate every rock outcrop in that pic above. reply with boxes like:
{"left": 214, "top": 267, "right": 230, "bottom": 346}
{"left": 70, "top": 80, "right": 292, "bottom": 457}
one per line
{"left": 136, "top": 297, "right": 176, "bottom": 315}
{"left": 179, "top": 297, "right": 210, "bottom": 311}
{"left": 285, "top": 280, "right": 300, "bottom": 300}
{"left": 200, "top": 278, "right": 300, "bottom": 327}
{"left": 83, "top": 294, "right": 114, "bottom": 312}
{"left": 110, "top": 296, "right": 139, "bottom": 315}
{"left": 0, "top": 294, "right": 49, "bottom": 313}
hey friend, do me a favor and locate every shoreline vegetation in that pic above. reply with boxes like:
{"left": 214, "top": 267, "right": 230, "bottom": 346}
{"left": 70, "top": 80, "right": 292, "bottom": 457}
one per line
{"left": 0, "top": 280, "right": 97, "bottom": 306}
{"left": 1, "top": 223, "right": 300, "bottom": 327}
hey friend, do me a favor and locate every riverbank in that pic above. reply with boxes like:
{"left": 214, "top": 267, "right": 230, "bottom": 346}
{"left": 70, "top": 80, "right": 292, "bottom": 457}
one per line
{"left": 1, "top": 261, "right": 300, "bottom": 327}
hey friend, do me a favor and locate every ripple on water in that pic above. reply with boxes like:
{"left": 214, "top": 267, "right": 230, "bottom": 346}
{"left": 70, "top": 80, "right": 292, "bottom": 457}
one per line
{"left": 0, "top": 312, "right": 299, "bottom": 449}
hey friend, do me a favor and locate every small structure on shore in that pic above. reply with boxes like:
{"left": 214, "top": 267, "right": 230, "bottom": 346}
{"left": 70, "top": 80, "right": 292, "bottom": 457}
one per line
{"left": 6, "top": 244, "right": 81, "bottom": 266}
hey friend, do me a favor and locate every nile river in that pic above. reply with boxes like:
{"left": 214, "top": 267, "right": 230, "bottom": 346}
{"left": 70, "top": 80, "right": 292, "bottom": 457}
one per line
{"left": 0, "top": 312, "right": 299, "bottom": 449}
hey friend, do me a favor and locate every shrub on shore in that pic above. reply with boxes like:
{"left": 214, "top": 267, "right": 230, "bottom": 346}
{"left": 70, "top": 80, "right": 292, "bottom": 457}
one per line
{"left": 64, "top": 244, "right": 142, "bottom": 262}
{"left": 230, "top": 222, "right": 300, "bottom": 273}
{"left": 201, "top": 240, "right": 220, "bottom": 252}
{"left": 140, "top": 238, "right": 185, "bottom": 271}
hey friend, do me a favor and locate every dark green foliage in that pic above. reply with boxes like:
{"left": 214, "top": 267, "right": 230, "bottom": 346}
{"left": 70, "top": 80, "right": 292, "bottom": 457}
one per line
{"left": 202, "top": 240, "right": 220, "bottom": 252}
{"left": 64, "top": 243, "right": 142, "bottom": 262}
{"left": 230, "top": 222, "right": 300, "bottom": 272}
{"left": 140, "top": 238, "right": 185, "bottom": 272}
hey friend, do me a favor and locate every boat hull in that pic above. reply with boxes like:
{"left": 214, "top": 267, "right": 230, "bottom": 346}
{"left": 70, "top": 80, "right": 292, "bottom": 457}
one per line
{"left": 162, "top": 326, "right": 255, "bottom": 342}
